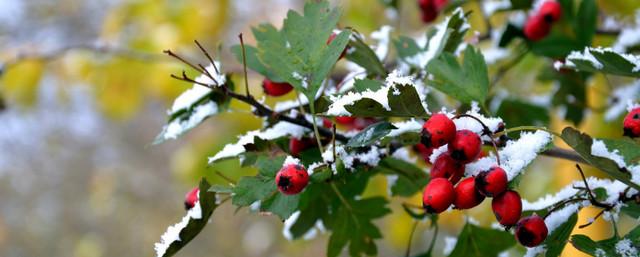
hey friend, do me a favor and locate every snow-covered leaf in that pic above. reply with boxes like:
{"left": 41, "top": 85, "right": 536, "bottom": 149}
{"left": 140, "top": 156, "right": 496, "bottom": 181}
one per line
{"left": 448, "top": 222, "right": 516, "bottom": 257}
{"left": 353, "top": 78, "right": 384, "bottom": 92}
{"left": 346, "top": 121, "right": 396, "bottom": 147}
{"left": 560, "top": 127, "right": 640, "bottom": 190}
{"left": 427, "top": 46, "right": 489, "bottom": 104}
{"left": 154, "top": 179, "right": 220, "bottom": 257}
{"left": 545, "top": 213, "right": 578, "bottom": 257}
{"left": 572, "top": 226, "right": 640, "bottom": 257}
{"left": 557, "top": 47, "right": 640, "bottom": 78}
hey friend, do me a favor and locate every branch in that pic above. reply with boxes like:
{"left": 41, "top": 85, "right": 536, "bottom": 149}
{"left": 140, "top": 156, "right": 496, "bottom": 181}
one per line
{"left": 540, "top": 147, "right": 587, "bottom": 165}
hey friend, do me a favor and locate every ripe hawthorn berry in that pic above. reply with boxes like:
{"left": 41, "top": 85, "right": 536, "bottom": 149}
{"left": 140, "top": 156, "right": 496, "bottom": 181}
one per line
{"left": 184, "top": 187, "right": 199, "bottom": 210}
{"left": 431, "top": 153, "right": 465, "bottom": 184}
{"left": 276, "top": 164, "right": 309, "bottom": 195}
{"left": 475, "top": 166, "right": 508, "bottom": 197}
{"left": 623, "top": 107, "right": 640, "bottom": 138}
{"left": 491, "top": 190, "right": 522, "bottom": 226}
{"left": 327, "top": 33, "right": 348, "bottom": 59}
{"left": 414, "top": 143, "right": 434, "bottom": 164}
{"left": 421, "top": 113, "right": 456, "bottom": 148}
{"left": 417, "top": 0, "right": 448, "bottom": 23}
{"left": 539, "top": 1, "right": 562, "bottom": 22}
{"left": 289, "top": 137, "right": 316, "bottom": 157}
{"left": 523, "top": 15, "right": 551, "bottom": 41}
{"left": 515, "top": 214, "right": 548, "bottom": 247}
{"left": 448, "top": 129, "right": 482, "bottom": 164}
{"left": 453, "top": 177, "right": 485, "bottom": 209}
{"left": 262, "top": 79, "right": 293, "bottom": 96}
{"left": 422, "top": 178, "right": 455, "bottom": 213}
{"left": 335, "top": 116, "right": 356, "bottom": 125}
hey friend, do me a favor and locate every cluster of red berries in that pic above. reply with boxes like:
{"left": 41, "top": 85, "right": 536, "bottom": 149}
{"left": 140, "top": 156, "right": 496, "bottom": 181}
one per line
{"left": 262, "top": 32, "right": 347, "bottom": 97}
{"left": 523, "top": 1, "right": 562, "bottom": 41}
{"left": 624, "top": 107, "right": 640, "bottom": 138}
{"left": 420, "top": 114, "right": 548, "bottom": 247}
{"left": 417, "top": 0, "right": 448, "bottom": 23}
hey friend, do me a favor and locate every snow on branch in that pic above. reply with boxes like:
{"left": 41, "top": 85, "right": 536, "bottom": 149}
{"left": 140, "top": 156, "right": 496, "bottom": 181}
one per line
{"left": 154, "top": 196, "right": 203, "bottom": 257}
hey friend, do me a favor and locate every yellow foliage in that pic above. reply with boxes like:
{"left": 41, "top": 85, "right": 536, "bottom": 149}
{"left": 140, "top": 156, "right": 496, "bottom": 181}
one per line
{"left": 1, "top": 60, "right": 44, "bottom": 107}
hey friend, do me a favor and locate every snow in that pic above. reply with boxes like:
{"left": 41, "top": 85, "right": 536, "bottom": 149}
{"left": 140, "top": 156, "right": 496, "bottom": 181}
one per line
{"left": 322, "top": 144, "right": 386, "bottom": 171}
{"left": 208, "top": 121, "right": 309, "bottom": 163}
{"left": 594, "top": 248, "right": 607, "bottom": 257}
{"left": 385, "top": 69, "right": 415, "bottom": 86}
{"left": 604, "top": 81, "right": 640, "bottom": 121}
{"left": 564, "top": 47, "right": 640, "bottom": 73}
{"left": 391, "top": 147, "right": 417, "bottom": 163}
{"left": 545, "top": 203, "right": 582, "bottom": 234}
{"left": 591, "top": 139, "right": 627, "bottom": 168}
{"left": 282, "top": 211, "right": 318, "bottom": 241}
{"left": 154, "top": 197, "right": 203, "bottom": 257}
{"left": 169, "top": 61, "right": 224, "bottom": 114}
{"left": 565, "top": 48, "right": 603, "bottom": 70}
{"left": 465, "top": 131, "right": 553, "bottom": 180}
{"left": 483, "top": 47, "right": 510, "bottom": 64}
{"left": 292, "top": 72, "right": 308, "bottom": 89}
{"left": 283, "top": 156, "right": 301, "bottom": 166}
{"left": 443, "top": 236, "right": 457, "bottom": 255}
{"left": 453, "top": 102, "right": 504, "bottom": 140}
{"left": 307, "top": 162, "right": 324, "bottom": 176}
{"left": 613, "top": 27, "right": 640, "bottom": 52}
{"left": 404, "top": 8, "right": 468, "bottom": 68}
{"left": 385, "top": 119, "right": 422, "bottom": 138}
{"left": 370, "top": 25, "right": 393, "bottom": 61}
{"left": 524, "top": 246, "right": 546, "bottom": 257}
{"left": 429, "top": 145, "right": 449, "bottom": 164}
{"left": 482, "top": 0, "right": 511, "bottom": 16}
{"left": 615, "top": 239, "right": 638, "bottom": 257}
{"left": 161, "top": 101, "right": 218, "bottom": 140}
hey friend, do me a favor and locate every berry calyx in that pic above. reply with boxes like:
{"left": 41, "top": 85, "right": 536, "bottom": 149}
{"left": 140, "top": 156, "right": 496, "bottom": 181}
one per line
{"left": 184, "top": 187, "right": 199, "bottom": 210}
{"left": 422, "top": 178, "right": 455, "bottom": 213}
{"left": 289, "top": 137, "right": 316, "bottom": 157}
{"left": 327, "top": 33, "right": 348, "bottom": 59}
{"left": 276, "top": 164, "right": 309, "bottom": 195}
{"left": 475, "top": 166, "right": 508, "bottom": 197}
{"left": 448, "top": 130, "right": 482, "bottom": 163}
{"left": 515, "top": 215, "right": 548, "bottom": 247}
{"left": 430, "top": 153, "right": 465, "bottom": 184}
{"left": 539, "top": 1, "right": 562, "bottom": 22}
{"left": 453, "top": 177, "right": 485, "bottom": 209}
{"left": 421, "top": 113, "right": 456, "bottom": 148}
{"left": 623, "top": 107, "right": 640, "bottom": 138}
{"left": 414, "top": 143, "right": 434, "bottom": 164}
{"left": 523, "top": 15, "right": 551, "bottom": 41}
{"left": 491, "top": 190, "right": 522, "bottom": 226}
{"left": 262, "top": 79, "right": 293, "bottom": 96}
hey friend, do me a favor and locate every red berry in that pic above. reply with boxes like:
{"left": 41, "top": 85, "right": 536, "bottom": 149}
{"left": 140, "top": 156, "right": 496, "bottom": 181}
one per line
{"left": 515, "top": 215, "right": 549, "bottom": 247}
{"left": 422, "top": 178, "right": 455, "bottom": 213}
{"left": 276, "top": 164, "right": 309, "bottom": 195}
{"left": 448, "top": 130, "right": 482, "bottom": 163}
{"left": 335, "top": 116, "right": 357, "bottom": 125}
{"left": 418, "top": 0, "right": 447, "bottom": 23}
{"left": 414, "top": 143, "right": 434, "bottom": 164}
{"left": 262, "top": 79, "right": 293, "bottom": 96}
{"left": 539, "top": 1, "right": 562, "bottom": 22}
{"left": 453, "top": 177, "right": 485, "bottom": 209}
{"left": 289, "top": 137, "right": 316, "bottom": 157}
{"left": 327, "top": 33, "right": 347, "bottom": 59}
{"left": 351, "top": 117, "right": 377, "bottom": 130}
{"left": 430, "top": 153, "right": 465, "bottom": 184}
{"left": 491, "top": 190, "right": 522, "bottom": 226}
{"left": 623, "top": 108, "right": 640, "bottom": 138}
{"left": 420, "top": 6, "right": 438, "bottom": 23}
{"left": 421, "top": 113, "right": 456, "bottom": 148}
{"left": 523, "top": 15, "right": 551, "bottom": 41}
{"left": 184, "top": 187, "right": 199, "bottom": 210}
{"left": 475, "top": 166, "right": 508, "bottom": 197}
{"left": 322, "top": 118, "right": 334, "bottom": 128}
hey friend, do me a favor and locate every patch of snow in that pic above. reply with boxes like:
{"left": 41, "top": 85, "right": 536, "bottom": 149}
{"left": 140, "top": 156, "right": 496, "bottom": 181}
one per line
{"left": 594, "top": 248, "right": 607, "bottom": 257}
{"left": 524, "top": 246, "right": 545, "bottom": 257}
{"left": 592, "top": 139, "right": 627, "bottom": 168}
{"left": 614, "top": 26, "right": 640, "bottom": 52}
{"left": 453, "top": 102, "right": 504, "bottom": 141}
{"left": 386, "top": 119, "right": 422, "bottom": 138}
{"left": 483, "top": 47, "right": 510, "bottom": 64}
{"left": 370, "top": 25, "right": 393, "bottom": 61}
{"left": 391, "top": 147, "right": 417, "bottom": 163}
{"left": 443, "top": 236, "right": 458, "bottom": 255}
{"left": 429, "top": 145, "right": 449, "bottom": 164}
{"left": 283, "top": 156, "right": 301, "bottom": 166}
{"left": 154, "top": 197, "right": 203, "bottom": 257}
{"left": 282, "top": 211, "right": 318, "bottom": 241}
{"left": 482, "top": 0, "right": 511, "bottom": 16}
{"left": 161, "top": 101, "right": 218, "bottom": 140}
{"left": 292, "top": 72, "right": 308, "bottom": 89}
{"left": 615, "top": 239, "right": 638, "bottom": 257}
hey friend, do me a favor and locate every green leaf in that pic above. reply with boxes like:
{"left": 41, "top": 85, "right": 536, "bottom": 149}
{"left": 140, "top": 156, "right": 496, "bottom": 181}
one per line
{"left": 353, "top": 79, "right": 384, "bottom": 92}
{"left": 393, "top": 36, "right": 421, "bottom": 60}
{"left": 574, "top": 0, "right": 597, "bottom": 45}
{"left": 560, "top": 127, "right": 640, "bottom": 190}
{"left": 158, "top": 178, "right": 220, "bottom": 257}
{"left": 530, "top": 35, "right": 583, "bottom": 58}
{"left": 254, "top": 1, "right": 352, "bottom": 100}
{"left": 561, "top": 47, "right": 640, "bottom": 77}
{"left": 449, "top": 223, "right": 517, "bottom": 257}
{"left": 498, "top": 23, "right": 524, "bottom": 47}
{"left": 545, "top": 213, "right": 578, "bottom": 257}
{"left": 231, "top": 156, "right": 286, "bottom": 206}
{"left": 231, "top": 45, "right": 282, "bottom": 81}
{"left": 497, "top": 99, "right": 550, "bottom": 128}
{"left": 571, "top": 226, "right": 640, "bottom": 256}
{"left": 346, "top": 35, "right": 387, "bottom": 77}
{"left": 598, "top": 138, "right": 640, "bottom": 165}
{"left": 347, "top": 121, "right": 396, "bottom": 147}
{"left": 378, "top": 157, "right": 429, "bottom": 197}
{"left": 622, "top": 203, "right": 640, "bottom": 219}
{"left": 327, "top": 197, "right": 390, "bottom": 257}
{"left": 509, "top": 0, "right": 534, "bottom": 9}
{"left": 427, "top": 45, "right": 489, "bottom": 104}
{"left": 261, "top": 193, "right": 300, "bottom": 219}
{"left": 388, "top": 83, "right": 429, "bottom": 117}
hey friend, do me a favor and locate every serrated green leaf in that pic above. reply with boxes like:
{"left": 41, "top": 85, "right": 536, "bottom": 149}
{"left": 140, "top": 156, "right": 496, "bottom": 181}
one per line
{"left": 530, "top": 35, "right": 583, "bottom": 58}
{"left": 560, "top": 127, "right": 640, "bottom": 190}
{"left": 261, "top": 193, "right": 300, "bottom": 219}
{"left": 353, "top": 79, "right": 384, "bottom": 92}
{"left": 231, "top": 156, "right": 286, "bottom": 206}
{"left": 158, "top": 178, "right": 220, "bottom": 257}
{"left": 497, "top": 99, "right": 550, "bottom": 128}
{"left": 378, "top": 157, "right": 429, "bottom": 197}
{"left": 346, "top": 35, "right": 387, "bottom": 77}
{"left": 574, "top": 0, "right": 597, "bottom": 45}
{"left": 231, "top": 44, "right": 282, "bottom": 82}
{"left": 427, "top": 45, "right": 489, "bottom": 104}
{"left": 598, "top": 138, "right": 640, "bottom": 165}
{"left": 388, "top": 84, "right": 429, "bottom": 117}
{"left": 449, "top": 223, "right": 516, "bottom": 257}
{"left": 562, "top": 48, "right": 640, "bottom": 77}
{"left": 347, "top": 122, "right": 396, "bottom": 147}
{"left": 545, "top": 213, "right": 578, "bottom": 257}
{"left": 393, "top": 36, "right": 421, "bottom": 59}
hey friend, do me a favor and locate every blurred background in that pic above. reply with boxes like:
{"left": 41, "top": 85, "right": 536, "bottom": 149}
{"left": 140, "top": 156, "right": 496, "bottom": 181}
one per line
{"left": 0, "top": 0, "right": 638, "bottom": 256}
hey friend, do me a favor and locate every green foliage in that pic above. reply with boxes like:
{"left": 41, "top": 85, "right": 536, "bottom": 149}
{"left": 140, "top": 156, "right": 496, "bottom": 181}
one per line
{"left": 427, "top": 46, "right": 489, "bottom": 105}
{"left": 574, "top": 0, "right": 597, "bottom": 45}
{"left": 353, "top": 79, "right": 384, "bottom": 92}
{"left": 338, "top": 83, "right": 428, "bottom": 117}
{"left": 562, "top": 48, "right": 640, "bottom": 77}
{"left": 545, "top": 213, "right": 578, "bottom": 257}
{"left": 347, "top": 122, "right": 396, "bottom": 147}
{"left": 497, "top": 99, "right": 550, "bottom": 128}
{"left": 346, "top": 35, "right": 387, "bottom": 77}
{"left": 159, "top": 179, "right": 221, "bottom": 257}
{"left": 572, "top": 225, "right": 640, "bottom": 256}
{"left": 448, "top": 223, "right": 516, "bottom": 257}
{"left": 376, "top": 157, "right": 429, "bottom": 197}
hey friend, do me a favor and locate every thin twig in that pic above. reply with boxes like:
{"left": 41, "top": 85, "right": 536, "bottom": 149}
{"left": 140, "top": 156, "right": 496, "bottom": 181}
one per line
{"left": 238, "top": 33, "right": 251, "bottom": 96}
{"left": 404, "top": 220, "right": 419, "bottom": 257}
{"left": 194, "top": 40, "right": 220, "bottom": 74}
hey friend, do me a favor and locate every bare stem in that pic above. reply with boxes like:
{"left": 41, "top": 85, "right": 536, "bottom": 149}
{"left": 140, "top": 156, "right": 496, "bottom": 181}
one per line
{"left": 238, "top": 33, "right": 251, "bottom": 96}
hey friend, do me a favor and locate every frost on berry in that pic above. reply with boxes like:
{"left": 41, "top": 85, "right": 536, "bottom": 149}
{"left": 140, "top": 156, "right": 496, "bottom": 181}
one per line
{"left": 423, "top": 178, "right": 455, "bottom": 213}
{"left": 491, "top": 190, "right": 522, "bottom": 226}
{"left": 276, "top": 164, "right": 309, "bottom": 195}
{"left": 515, "top": 215, "right": 548, "bottom": 247}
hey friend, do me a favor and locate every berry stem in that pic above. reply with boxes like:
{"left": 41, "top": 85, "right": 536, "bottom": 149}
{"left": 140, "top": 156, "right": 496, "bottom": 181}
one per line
{"left": 309, "top": 104, "right": 326, "bottom": 154}
{"left": 214, "top": 170, "right": 236, "bottom": 185}
{"left": 404, "top": 220, "right": 419, "bottom": 257}
{"left": 494, "top": 125, "right": 561, "bottom": 137}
